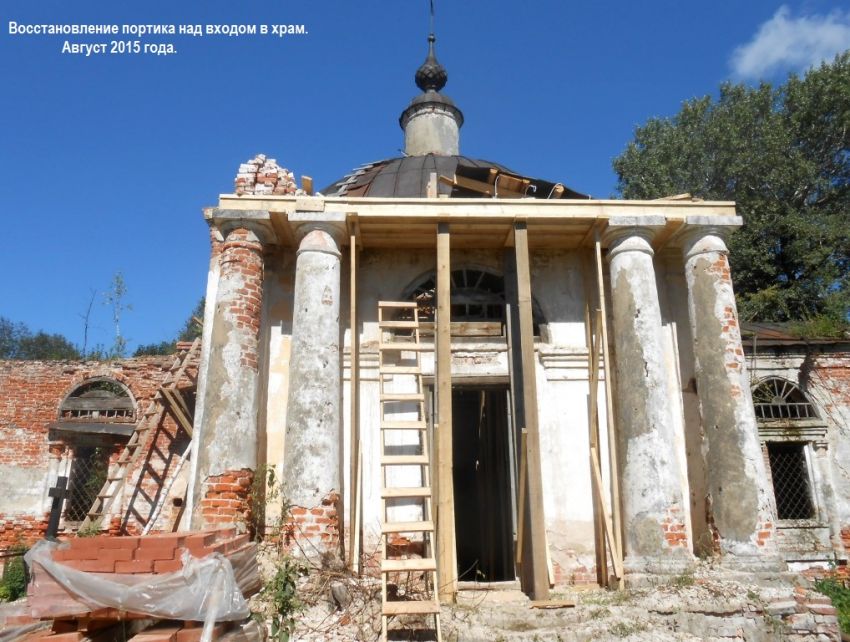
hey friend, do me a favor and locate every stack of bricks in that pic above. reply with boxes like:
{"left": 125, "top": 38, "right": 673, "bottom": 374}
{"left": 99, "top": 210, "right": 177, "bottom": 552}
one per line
{"left": 234, "top": 154, "right": 299, "bottom": 196}
{"left": 27, "top": 529, "right": 260, "bottom": 622}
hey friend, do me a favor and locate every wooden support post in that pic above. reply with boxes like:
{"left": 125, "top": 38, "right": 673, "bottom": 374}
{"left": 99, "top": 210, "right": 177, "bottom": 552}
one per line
{"left": 595, "top": 233, "right": 624, "bottom": 590}
{"left": 585, "top": 303, "right": 608, "bottom": 588}
{"left": 435, "top": 222, "right": 457, "bottom": 603}
{"left": 513, "top": 221, "right": 550, "bottom": 601}
{"left": 348, "top": 223, "right": 361, "bottom": 573}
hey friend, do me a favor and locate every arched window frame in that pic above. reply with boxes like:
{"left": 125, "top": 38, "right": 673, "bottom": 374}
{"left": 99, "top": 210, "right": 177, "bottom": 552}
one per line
{"left": 752, "top": 377, "right": 828, "bottom": 525}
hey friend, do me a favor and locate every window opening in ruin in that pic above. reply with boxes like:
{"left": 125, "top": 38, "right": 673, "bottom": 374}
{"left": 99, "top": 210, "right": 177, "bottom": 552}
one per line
{"left": 64, "top": 445, "right": 110, "bottom": 522}
{"left": 59, "top": 378, "right": 135, "bottom": 423}
{"left": 766, "top": 442, "right": 815, "bottom": 520}
{"left": 752, "top": 377, "right": 817, "bottom": 420}
{"left": 450, "top": 386, "right": 516, "bottom": 582}
{"left": 401, "top": 267, "right": 544, "bottom": 334}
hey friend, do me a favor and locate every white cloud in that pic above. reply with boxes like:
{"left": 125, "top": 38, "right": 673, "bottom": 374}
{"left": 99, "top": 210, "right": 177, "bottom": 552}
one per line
{"left": 730, "top": 5, "right": 850, "bottom": 79}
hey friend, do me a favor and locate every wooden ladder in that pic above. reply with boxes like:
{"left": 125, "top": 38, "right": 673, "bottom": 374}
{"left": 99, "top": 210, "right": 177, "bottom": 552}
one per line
{"left": 377, "top": 301, "right": 442, "bottom": 642}
{"left": 78, "top": 337, "right": 201, "bottom": 532}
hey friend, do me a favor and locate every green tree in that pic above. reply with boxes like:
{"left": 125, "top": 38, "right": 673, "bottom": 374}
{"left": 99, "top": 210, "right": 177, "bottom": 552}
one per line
{"left": 0, "top": 317, "right": 80, "bottom": 360}
{"left": 132, "top": 297, "right": 204, "bottom": 357}
{"left": 613, "top": 52, "right": 850, "bottom": 328}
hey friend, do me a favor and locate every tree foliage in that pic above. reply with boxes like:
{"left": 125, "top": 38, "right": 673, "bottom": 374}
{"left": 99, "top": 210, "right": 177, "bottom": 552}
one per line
{"left": 133, "top": 297, "right": 204, "bottom": 357}
{"left": 0, "top": 317, "right": 80, "bottom": 360}
{"left": 614, "top": 52, "right": 850, "bottom": 326}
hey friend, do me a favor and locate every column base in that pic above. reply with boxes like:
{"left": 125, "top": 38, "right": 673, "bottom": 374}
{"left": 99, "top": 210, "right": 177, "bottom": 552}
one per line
{"left": 623, "top": 554, "right": 695, "bottom": 587}
{"left": 283, "top": 491, "right": 343, "bottom": 569}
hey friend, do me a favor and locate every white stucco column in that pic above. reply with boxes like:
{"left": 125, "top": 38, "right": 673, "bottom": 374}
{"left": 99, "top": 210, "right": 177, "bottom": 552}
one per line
{"left": 192, "top": 223, "right": 266, "bottom": 530}
{"left": 283, "top": 212, "right": 346, "bottom": 559}
{"left": 681, "top": 221, "right": 781, "bottom": 569}
{"left": 604, "top": 217, "right": 692, "bottom": 573}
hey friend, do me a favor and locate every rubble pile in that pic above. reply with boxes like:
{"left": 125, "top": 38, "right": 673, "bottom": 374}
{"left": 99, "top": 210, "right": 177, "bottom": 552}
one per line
{"left": 234, "top": 154, "right": 299, "bottom": 196}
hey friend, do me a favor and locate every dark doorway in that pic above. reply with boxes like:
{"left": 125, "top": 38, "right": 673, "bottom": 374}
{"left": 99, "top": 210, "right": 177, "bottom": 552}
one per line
{"left": 452, "top": 386, "right": 516, "bottom": 582}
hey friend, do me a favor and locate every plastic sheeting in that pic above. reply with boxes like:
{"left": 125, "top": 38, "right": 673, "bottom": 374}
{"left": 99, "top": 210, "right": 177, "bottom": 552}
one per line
{"left": 25, "top": 540, "right": 251, "bottom": 624}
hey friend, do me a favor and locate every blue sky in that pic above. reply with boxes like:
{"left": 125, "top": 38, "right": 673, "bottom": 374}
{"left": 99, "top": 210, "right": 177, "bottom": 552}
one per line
{"left": 1, "top": 0, "right": 848, "bottom": 354}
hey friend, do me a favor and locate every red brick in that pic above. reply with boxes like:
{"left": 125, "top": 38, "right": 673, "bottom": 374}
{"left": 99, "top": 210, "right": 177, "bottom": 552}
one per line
{"left": 114, "top": 559, "right": 154, "bottom": 574}
{"left": 153, "top": 558, "right": 183, "bottom": 573}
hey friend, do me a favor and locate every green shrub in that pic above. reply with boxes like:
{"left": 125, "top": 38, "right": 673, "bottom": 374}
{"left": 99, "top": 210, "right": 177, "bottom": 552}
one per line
{"left": 263, "top": 556, "right": 307, "bottom": 642}
{"left": 0, "top": 547, "right": 29, "bottom": 602}
{"left": 814, "top": 576, "right": 850, "bottom": 634}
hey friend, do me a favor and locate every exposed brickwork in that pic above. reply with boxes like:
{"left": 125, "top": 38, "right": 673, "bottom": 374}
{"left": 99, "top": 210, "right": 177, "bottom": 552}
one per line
{"left": 199, "top": 469, "right": 253, "bottom": 530}
{"left": 755, "top": 520, "right": 775, "bottom": 547}
{"left": 0, "top": 351, "right": 198, "bottom": 552}
{"left": 662, "top": 507, "right": 690, "bottom": 550}
{"left": 234, "top": 154, "right": 299, "bottom": 197}
{"left": 219, "top": 227, "right": 264, "bottom": 370}
{"left": 283, "top": 492, "right": 340, "bottom": 560}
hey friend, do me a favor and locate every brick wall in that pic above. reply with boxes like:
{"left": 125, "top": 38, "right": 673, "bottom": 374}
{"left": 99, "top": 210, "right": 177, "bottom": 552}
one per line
{"left": 0, "top": 352, "right": 198, "bottom": 553}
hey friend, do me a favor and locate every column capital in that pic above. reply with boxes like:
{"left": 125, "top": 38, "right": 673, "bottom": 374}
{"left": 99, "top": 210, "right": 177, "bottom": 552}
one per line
{"left": 290, "top": 211, "right": 347, "bottom": 256}
{"left": 602, "top": 216, "right": 666, "bottom": 261}
{"left": 217, "top": 218, "right": 275, "bottom": 246}
{"left": 680, "top": 218, "right": 740, "bottom": 261}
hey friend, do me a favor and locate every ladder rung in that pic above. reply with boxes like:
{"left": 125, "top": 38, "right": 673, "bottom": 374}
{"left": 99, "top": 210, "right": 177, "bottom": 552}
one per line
{"left": 380, "top": 393, "right": 424, "bottom": 402}
{"left": 381, "top": 420, "right": 427, "bottom": 430}
{"left": 383, "top": 600, "right": 441, "bottom": 615}
{"left": 382, "top": 558, "right": 436, "bottom": 573}
{"left": 382, "top": 520, "right": 434, "bottom": 534}
{"left": 382, "top": 487, "right": 432, "bottom": 499}
{"left": 379, "top": 342, "right": 428, "bottom": 352}
{"left": 379, "top": 366, "right": 421, "bottom": 375}
{"left": 381, "top": 455, "right": 428, "bottom": 465}
{"left": 379, "top": 320, "right": 419, "bottom": 329}
{"left": 378, "top": 301, "right": 418, "bottom": 309}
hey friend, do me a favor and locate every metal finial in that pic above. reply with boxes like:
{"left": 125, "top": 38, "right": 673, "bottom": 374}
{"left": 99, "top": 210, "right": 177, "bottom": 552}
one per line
{"left": 415, "top": 32, "right": 447, "bottom": 92}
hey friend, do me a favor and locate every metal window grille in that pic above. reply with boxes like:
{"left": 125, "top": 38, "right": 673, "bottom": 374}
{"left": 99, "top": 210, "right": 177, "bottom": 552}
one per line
{"left": 64, "top": 446, "right": 110, "bottom": 522}
{"left": 767, "top": 442, "right": 815, "bottom": 520}
{"left": 752, "top": 378, "right": 817, "bottom": 420}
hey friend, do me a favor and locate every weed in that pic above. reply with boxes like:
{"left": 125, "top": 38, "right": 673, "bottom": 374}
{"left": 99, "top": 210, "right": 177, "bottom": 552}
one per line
{"left": 263, "top": 555, "right": 307, "bottom": 642}
{"left": 814, "top": 576, "right": 850, "bottom": 634}
{"left": 609, "top": 620, "right": 648, "bottom": 638}
{"left": 668, "top": 571, "right": 695, "bottom": 588}
{"left": 0, "top": 544, "right": 29, "bottom": 602}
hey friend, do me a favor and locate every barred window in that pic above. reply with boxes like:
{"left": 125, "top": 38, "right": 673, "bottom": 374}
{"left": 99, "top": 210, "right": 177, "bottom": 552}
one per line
{"left": 59, "top": 378, "right": 135, "bottom": 423}
{"left": 766, "top": 442, "right": 815, "bottom": 520}
{"left": 752, "top": 377, "right": 817, "bottom": 420}
{"left": 64, "top": 445, "right": 110, "bottom": 522}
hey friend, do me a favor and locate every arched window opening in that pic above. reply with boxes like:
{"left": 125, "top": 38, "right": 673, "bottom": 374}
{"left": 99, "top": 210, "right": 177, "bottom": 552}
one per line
{"left": 59, "top": 378, "right": 135, "bottom": 423}
{"left": 752, "top": 377, "right": 817, "bottom": 421}
{"left": 400, "top": 267, "right": 545, "bottom": 333}
{"left": 752, "top": 377, "right": 820, "bottom": 522}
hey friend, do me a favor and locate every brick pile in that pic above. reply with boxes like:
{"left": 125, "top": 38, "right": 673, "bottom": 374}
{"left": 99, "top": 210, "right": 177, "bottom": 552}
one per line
{"left": 11, "top": 529, "right": 263, "bottom": 641}
{"left": 234, "top": 154, "right": 299, "bottom": 196}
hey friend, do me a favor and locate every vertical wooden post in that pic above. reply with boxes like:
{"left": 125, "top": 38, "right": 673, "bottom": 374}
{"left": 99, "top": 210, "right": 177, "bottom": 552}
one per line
{"left": 513, "top": 221, "right": 550, "bottom": 601}
{"left": 436, "top": 222, "right": 457, "bottom": 603}
{"left": 348, "top": 222, "right": 361, "bottom": 572}
{"left": 595, "top": 232, "right": 624, "bottom": 589}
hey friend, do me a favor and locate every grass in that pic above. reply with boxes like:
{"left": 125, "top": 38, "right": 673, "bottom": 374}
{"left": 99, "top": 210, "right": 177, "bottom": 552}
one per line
{"left": 814, "top": 576, "right": 850, "bottom": 635}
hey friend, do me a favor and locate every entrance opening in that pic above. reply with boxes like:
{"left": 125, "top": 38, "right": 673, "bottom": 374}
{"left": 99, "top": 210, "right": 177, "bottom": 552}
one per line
{"left": 451, "top": 386, "right": 516, "bottom": 582}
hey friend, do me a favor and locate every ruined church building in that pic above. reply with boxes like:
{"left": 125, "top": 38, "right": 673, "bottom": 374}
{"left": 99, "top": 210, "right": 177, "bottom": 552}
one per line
{"left": 2, "top": 33, "right": 849, "bottom": 612}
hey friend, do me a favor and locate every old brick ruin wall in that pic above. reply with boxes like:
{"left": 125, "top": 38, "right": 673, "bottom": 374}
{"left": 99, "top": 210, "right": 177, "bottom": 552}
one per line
{"left": 0, "top": 354, "right": 197, "bottom": 554}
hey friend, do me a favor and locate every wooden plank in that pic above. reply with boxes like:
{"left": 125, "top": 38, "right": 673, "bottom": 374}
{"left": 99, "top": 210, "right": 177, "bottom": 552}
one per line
{"left": 515, "top": 429, "right": 527, "bottom": 566}
{"left": 378, "top": 342, "right": 429, "bottom": 352}
{"left": 435, "top": 221, "right": 458, "bottom": 603}
{"left": 438, "top": 174, "right": 526, "bottom": 199}
{"left": 380, "top": 420, "right": 427, "bottom": 430}
{"left": 381, "top": 455, "right": 429, "bottom": 465}
{"left": 379, "top": 366, "right": 420, "bottom": 375}
{"left": 590, "top": 446, "right": 625, "bottom": 581}
{"left": 514, "top": 221, "right": 550, "bottom": 601}
{"left": 418, "top": 321, "right": 503, "bottom": 337}
{"left": 160, "top": 388, "right": 193, "bottom": 437}
{"left": 353, "top": 450, "right": 362, "bottom": 575}
{"left": 349, "top": 224, "right": 360, "bottom": 573}
{"left": 382, "top": 558, "right": 437, "bottom": 572}
{"left": 382, "top": 520, "right": 434, "bottom": 533}
{"left": 382, "top": 487, "right": 432, "bottom": 498}
{"left": 595, "top": 234, "right": 624, "bottom": 590}
{"left": 301, "top": 175, "right": 314, "bottom": 195}
{"left": 378, "top": 320, "right": 420, "bottom": 329}
{"left": 530, "top": 599, "right": 576, "bottom": 609}
{"left": 383, "top": 600, "right": 441, "bottom": 616}
{"left": 378, "top": 301, "right": 418, "bottom": 309}
{"left": 380, "top": 393, "right": 425, "bottom": 402}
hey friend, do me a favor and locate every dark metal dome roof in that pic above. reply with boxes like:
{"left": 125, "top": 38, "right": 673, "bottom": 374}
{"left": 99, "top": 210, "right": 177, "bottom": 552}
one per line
{"left": 322, "top": 155, "right": 589, "bottom": 200}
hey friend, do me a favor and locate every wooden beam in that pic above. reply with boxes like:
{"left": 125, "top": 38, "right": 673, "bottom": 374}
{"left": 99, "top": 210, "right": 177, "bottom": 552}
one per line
{"left": 438, "top": 174, "right": 526, "bottom": 199}
{"left": 585, "top": 303, "right": 608, "bottom": 588}
{"left": 160, "top": 388, "right": 193, "bottom": 437}
{"left": 348, "top": 224, "right": 361, "bottom": 573}
{"left": 514, "top": 221, "right": 550, "bottom": 601}
{"left": 590, "top": 446, "right": 625, "bottom": 581}
{"left": 301, "top": 176, "right": 314, "bottom": 195}
{"left": 594, "top": 233, "right": 624, "bottom": 589}
{"left": 435, "top": 222, "right": 457, "bottom": 603}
